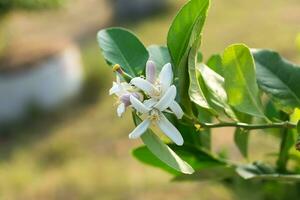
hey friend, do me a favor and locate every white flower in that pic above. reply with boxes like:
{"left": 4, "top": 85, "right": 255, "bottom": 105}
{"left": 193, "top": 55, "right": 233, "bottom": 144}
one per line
{"left": 130, "top": 61, "right": 183, "bottom": 119}
{"left": 109, "top": 75, "right": 141, "bottom": 117}
{"left": 129, "top": 85, "right": 184, "bottom": 146}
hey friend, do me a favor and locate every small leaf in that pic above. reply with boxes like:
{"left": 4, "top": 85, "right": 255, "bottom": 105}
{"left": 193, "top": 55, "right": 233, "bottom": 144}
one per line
{"left": 132, "top": 114, "right": 194, "bottom": 174}
{"left": 234, "top": 129, "right": 249, "bottom": 158}
{"left": 147, "top": 45, "right": 171, "bottom": 72}
{"left": 97, "top": 28, "right": 149, "bottom": 76}
{"left": 236, "top": 163, "right": 300, "bottom": 181}
{"left": 222, "top": 44, "right": 266, "bottom": 119}
{"left": 252, "top": 49, "right": 300, "bottom": 114}
{"left": 188, "top": 44, "right": 212, "bottom": 111}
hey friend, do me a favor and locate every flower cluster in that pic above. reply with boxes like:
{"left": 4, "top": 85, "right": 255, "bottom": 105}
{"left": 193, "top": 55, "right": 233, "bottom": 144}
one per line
{"left": 109, "top": 61, "right": 184, "bottom": 145}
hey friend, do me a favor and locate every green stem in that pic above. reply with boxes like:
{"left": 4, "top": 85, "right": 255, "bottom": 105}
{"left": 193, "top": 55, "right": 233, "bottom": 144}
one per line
{"left": 184, "top": 114, "right": 296, "bottom": 130}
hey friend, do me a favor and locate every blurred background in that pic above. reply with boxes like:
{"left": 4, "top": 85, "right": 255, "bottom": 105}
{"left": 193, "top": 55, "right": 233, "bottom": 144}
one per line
{"left": 0, "top": 0, "right": 300, "bottom": 199}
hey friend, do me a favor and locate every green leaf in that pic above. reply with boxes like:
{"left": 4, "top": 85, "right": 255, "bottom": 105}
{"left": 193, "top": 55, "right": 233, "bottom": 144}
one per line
{"left": 132, "top": 114, "right": 194, "bottom": 174}
{"left": 234, "top": 113, "right": 252, "bottom": 158}
{"left": 173, "top": 166, "right": 234, "bottom": 182}
{"left": 206, "top": 54, "right": 223, "bottom": 76}
{"left": 97, "top": 27, "right": 149, "bottom": 77}
{"left": 234, "top": 129, "right": 249, "bottom": 158}
{"left": 167, "top": 0, "right": 210, "bottom": 68}
{"left": 147, "top": 45, "right": 171, "bottom": 72}
{"left": 188, "top": 44, "right": 212, "bottom": 111}
{"left": 222, "top": 44, "right": 266, "bottom": 119}
{"left": 133, "top": 144, "right": 224, "bottom": 175}
{"left": 236, "top": 163, "right": 300, "bottom": 181}
{"left": 252, "top": 49, "right": 300, "bottom": 114}
{"left": 167, "top": 0, "right": 210, "bottom": 112}
{"left": 198, "top": 63, "right": 237, "bottom": 120}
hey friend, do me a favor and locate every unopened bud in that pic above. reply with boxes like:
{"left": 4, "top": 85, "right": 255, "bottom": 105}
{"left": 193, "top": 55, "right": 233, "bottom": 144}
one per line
{"left": 194, "top": 124, "right": 202, "bottom": 131}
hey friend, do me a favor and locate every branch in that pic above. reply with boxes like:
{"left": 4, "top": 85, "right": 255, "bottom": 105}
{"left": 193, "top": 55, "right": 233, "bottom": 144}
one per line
{"left": 184, "top": 114, "right": 297, "bottom": 130}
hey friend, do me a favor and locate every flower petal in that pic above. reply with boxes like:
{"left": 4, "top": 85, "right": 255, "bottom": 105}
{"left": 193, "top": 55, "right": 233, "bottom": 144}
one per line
{"left": 146, "top": 60, "right": 156, "bottom": 84}
{"left": 129, "top": 119, "right": 151, "bottom": 139}
{"left": 109, "top": 82, "right": 120, "bottom": 95}
{"left": 154, "top": 85, "right": 176, "bottom": 111}
{"left": 117, "top": 103, "right": 126, "bottom": 117}
{"left": 157, "top": 114, "right": 184, "bottom": 146}
{"left": 130, "top": 95, "right": 150, "bottom": 114}
{"left": 143, "top": 98, "right": 157, "bottom": 108}
{"left": 169, "top": 101, "right": 184, "bottom": 119}
{"left": 131, "top": 77, "right": 156, "bottom": 95}
{"left": 158, "top": 63, "right": 173, "bottom": 92}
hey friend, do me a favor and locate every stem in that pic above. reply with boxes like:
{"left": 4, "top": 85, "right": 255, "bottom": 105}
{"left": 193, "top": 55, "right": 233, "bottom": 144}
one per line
{"left": 183, "top": 114, "right": 297, "bottom": 130}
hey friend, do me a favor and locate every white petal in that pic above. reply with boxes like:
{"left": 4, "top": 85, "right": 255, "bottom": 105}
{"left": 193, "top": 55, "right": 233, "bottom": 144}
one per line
{"left": 154, "top": 85, "right": 176, "bottom": 111}
{"left": 146, "top": 60, "right": 156, "bottom": 84}
{"left": 158, "top": 63, "right": 173, "bottom": 92}
{"left": 143, "top": 98, "right": 157, "bottom": 108}
{"left": 109, "top": 82, "right": 120, "bottom": 95}
{"left": 131, "top": 77, "right": 156, "bottom": 95}
{"left": 169, "top": 101, "right": 184, "bottom": 119}
{"left": 157, "top": 114, "right": 184, "bottom": 146}
{"left": 129, "top": 119, "right": 151, "bottom": 139}
{"left": 130, "top": 95, "right": 150, "bottom": 114}
{"left": 117, "top": 103, "right": 126, "bottom": 117}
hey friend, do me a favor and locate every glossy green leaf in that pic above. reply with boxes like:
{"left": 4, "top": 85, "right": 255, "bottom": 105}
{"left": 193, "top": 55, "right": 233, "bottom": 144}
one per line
{"left": 132, "top": 114, "right": 194, "bottom": 174}
{"left": 167, "top": 0, "right": 210, "bottom": 68}
{"left": 188, "top": 44, "right": 212, "bottom": 111}
{"left": 167, "top": 0, "right": 210, "bottom": 112}
{"left": 206, "top": 54, "right": 223, "bottom": 76}
{"left": 222, "top": 44, "right": 266, "bottom": 119}
{"left": 252, "top": 49, "right": 300, "bottom": 114}
{"left": 199, "top": 63, "right": 237, "bottom": 120}
{"left": 147, "top": 45, "right": 171, "bottom": 72}
{"left": 97, "top": 28, "right": 149, "bottom": 76}
{"left": 133, "top": 144, "right": 224, "bottom": 175}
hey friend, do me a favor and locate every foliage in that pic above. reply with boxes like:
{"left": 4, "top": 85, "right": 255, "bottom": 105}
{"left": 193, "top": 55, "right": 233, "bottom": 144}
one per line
{"left": 0, "top": 0, "right": 64, "bottom": 15}
{"left": 97, "top": 0, "right": 300, "bottom": 183}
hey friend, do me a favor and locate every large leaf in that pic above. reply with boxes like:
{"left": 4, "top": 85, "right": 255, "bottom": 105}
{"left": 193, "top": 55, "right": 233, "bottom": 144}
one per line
{"left": 167, "top": 0, "right": 210, "bottom": 111}
{"left": 147, "top": 45, "right": 171, "bottom": 72}
{"left": 97, "top": 28, "right": 149, "bottom": 77}
{"left": 222, "top": 44, "right": 266, "bottom": 119}
{"left": 252, "top": 49, "right": 300, "bottom": 114}
{"left": 167, "top": 0, "right": 210, "bottom": 67}
{"left": 132, "top": 114, "right": 194, "bottom": 174}
{"left": 133, "top": 144, "right": 224, "bottom": 175}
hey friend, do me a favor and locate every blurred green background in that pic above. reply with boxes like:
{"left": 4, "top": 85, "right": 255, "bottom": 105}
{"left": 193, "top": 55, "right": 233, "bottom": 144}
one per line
{"left": 0, "top": 0, "right": 300, "bottom": 199}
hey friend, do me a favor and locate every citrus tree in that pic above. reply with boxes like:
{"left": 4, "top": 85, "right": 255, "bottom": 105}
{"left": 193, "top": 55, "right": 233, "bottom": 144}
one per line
{"left": 97, "top": 0, "right": 300, "bottom": 183}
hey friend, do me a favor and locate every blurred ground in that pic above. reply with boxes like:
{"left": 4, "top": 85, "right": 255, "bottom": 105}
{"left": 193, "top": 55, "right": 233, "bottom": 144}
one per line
{"left": 0, "top": 0, "right": 300, "bottom": 199}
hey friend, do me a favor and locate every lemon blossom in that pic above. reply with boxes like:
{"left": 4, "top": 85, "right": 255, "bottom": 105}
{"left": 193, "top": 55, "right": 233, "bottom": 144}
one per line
{"left": 130, "top": 61, "right": 183, "bottom": 119}
{"left": 129, "top": 85, "right": 184, "bottom": 146}
{"left": 109, "top": 75, "right": 142, "bottom": 117}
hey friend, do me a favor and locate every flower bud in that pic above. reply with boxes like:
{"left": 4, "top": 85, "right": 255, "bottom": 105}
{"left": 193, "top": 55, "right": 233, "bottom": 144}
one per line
{"left": 146, "top": 60, "right": 156, "bottom": 83}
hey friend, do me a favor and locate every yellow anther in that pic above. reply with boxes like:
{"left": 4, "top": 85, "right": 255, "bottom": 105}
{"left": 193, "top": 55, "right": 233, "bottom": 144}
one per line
{"left": 112, "top": 64, "right": 121, "bottom": 72}
{"left": 194, "top": 124, "right": 202, "bottom": 131}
